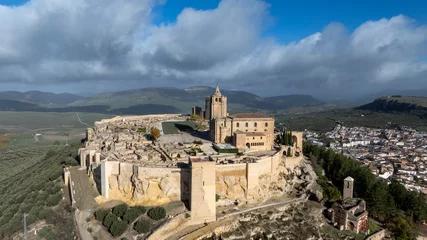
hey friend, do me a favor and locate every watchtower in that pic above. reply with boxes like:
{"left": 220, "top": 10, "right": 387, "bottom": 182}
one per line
{"left": 343, "top": 176, "right": 354, "bottom": 200}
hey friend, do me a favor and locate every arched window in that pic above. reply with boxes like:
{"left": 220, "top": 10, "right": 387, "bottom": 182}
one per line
{"left": 245, "top": 122, "right": 248, "bottom": 127}
{"left": 236, "top": 123, "right": 240, "bottom": 127}
{"left": 254, "top": 122, "right": 258, "bottom": 127}
{"left": 265, "top": 123, "right": 268, "bottom": 127}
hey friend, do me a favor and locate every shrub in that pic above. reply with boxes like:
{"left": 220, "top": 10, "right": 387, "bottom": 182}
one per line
{"left": 112, "top": 204, "right": 128, "bottom": 218}
{"left": 87, "top": 227, "right": 92, "bottom": 233}
{"left": 123, "top": 208, "right": 140, "bottom": 224}
{"left": 109, "top": 219, "right": 128, "bottom": 237}
{"left": 37, "top": 227, "right": 56, "bottom": 240}
{"left": 134, "top": 220, "right": 150, "bottom": 234}
{"left": 134, "top": 206, "right": 147, "bottom": 215}
{"left": 147, "top": 207, "right": 166, "bottom": 221}
{"left": 94, "top": 209, "right": 110, "bottom": 222}
{"left": 103, "top": 213, "right": 117, "bottom": 229}
{"left": 46, "top": 192, "right": 62, "bottom": 206}
{"left": 216, "top": 194, "right": 220, "bottom": 202}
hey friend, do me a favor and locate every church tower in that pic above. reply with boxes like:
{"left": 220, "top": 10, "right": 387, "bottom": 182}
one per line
{"left": 205, "top": 85, "right": 227, "bottom": 120}
{"left": 343, "top": 176, "right": 354, "bottom": 200}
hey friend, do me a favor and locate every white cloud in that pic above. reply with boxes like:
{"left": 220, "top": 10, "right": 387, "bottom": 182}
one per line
{"left": 0, "top": 0, "right": 426, "bottom": 96}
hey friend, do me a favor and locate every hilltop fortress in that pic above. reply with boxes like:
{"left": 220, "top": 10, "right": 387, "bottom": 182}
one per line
{"left": 77, "top": 86, "right": 304, "bottom": 224}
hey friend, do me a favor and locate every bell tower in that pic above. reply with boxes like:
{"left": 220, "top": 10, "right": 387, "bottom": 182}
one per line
{"left": 343, "top": 176, "right": 354, "bottom": 200}
{"left": 205, "top": 85, "right": 227, "bottom": 120}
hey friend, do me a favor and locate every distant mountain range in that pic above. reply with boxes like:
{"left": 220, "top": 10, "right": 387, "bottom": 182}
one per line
{"left": 0, "top": 91, "right": 85, "bottom": 105}
{"left": 3, "top": 87, "right": 427, "bottom": 116}
{"left": 0, "top": 86, "right": 326, "bottom": 115}
{"left": 69, "top": 86, "right": 327, "bottom": 114}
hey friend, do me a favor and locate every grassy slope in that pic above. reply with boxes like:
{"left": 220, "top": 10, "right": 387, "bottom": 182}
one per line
{"left": 0, "top": 143, "right": 80, "bottom": 238}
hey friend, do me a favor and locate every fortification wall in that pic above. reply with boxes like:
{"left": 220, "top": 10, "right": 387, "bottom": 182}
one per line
{"left": 101, "top": 161, "right": 189, "bottom": 206}
{"left": 215, "top": 164, "right": 247, "bottom": 201}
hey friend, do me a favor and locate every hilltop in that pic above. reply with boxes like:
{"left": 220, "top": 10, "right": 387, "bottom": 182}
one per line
{"left": 357, "top": 96, "right": 427, "bottom": 113}
{"left": 276, "top": 96, "right": 427, "bottom": 132}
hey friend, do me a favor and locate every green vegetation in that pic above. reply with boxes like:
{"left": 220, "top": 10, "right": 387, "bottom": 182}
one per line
{"left": 109, "top": 219, "right": 128, "bottom": 237}
{"left": 304, "top": 142, "right": 425, "bottom": 239}
{"left": 147, "top": 207, "right": 166, "bottom": 221}
{"left": 212, "top": 144, "right": 239, "bottom": 153}
{"left": 137, "top": 127, "right": 146, "bottom": 133}
{"left": 216, "top": 194, "right": 220, "bottom": 202}
{"left": 112, "top": 204, "right": 128, "bottom": 218}
{"left": 0, "top": 145, "right": 64, "bottom": 181}
{"left": 276, "top": 129, "right": 293, "bottom": 146}
{"left": 276, "top": 109, "right": 427, "bottom": 132}
{"left": 162, "top": 121, "right": 196, "bottom": 134}
{"left": 134, "top": 220, "right": 151, "bottom": 234}
{"left": 0, "top": 143, "right": 80, "bottom": 238}
{"left": 94, "top": 205, "right": 155, "bottom": 237}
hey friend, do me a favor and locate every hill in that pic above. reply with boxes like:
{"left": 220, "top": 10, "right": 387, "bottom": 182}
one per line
{"left": 276, "top": 96, "right": 427, "bottom": 132}
{"left": 357, "top": 96, "right": 427, "bottom": 113}
{"left": 71, "top": 86, "right": 326, "bottom": 114}
{"left": 0, "top": 91, "right": 85, "bottom": 105}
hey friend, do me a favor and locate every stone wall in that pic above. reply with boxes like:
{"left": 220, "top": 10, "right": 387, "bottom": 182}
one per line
{"left": 101, "top": 161, "right": 189, "bottom": 206}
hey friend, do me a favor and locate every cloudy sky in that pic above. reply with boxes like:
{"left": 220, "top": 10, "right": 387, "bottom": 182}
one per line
{"left": 0, "top": 0, "right": 426, "bottom": 98}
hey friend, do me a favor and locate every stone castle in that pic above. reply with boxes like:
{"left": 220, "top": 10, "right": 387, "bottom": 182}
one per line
{"left": 77, "top": 87, "right": 304, "bottom": 224}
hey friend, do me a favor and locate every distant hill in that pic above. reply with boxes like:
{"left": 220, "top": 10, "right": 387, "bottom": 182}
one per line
{"left": 71, "top": 86, "right": 326, "bottom": 113}
{"left": 357, "top": 96, "right": 427, "bottom": 113}
{"left": 0, "top": 91, "right": 84, "bottom": 105}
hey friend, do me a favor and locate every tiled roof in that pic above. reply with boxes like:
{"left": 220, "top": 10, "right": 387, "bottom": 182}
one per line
{"left": 229, "top": 113, "right": 270, "bottom": 119}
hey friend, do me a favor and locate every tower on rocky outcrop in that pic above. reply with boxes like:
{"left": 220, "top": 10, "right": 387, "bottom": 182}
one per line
{"left": 343, "top": 176, "right": 354, "bottom": 200}
{"left": 205, "top": 85, "right": 227, "bottom": 120}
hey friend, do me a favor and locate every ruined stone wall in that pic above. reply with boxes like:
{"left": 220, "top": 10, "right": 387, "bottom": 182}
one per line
{"left": 215, "top": 164, "right": 247, "bottom": 201}
{"left": 101, "top": 161, "right": 189, "bottom": 206}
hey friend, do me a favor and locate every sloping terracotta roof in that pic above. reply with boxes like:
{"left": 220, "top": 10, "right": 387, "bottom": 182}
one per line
{"left": 229, "top": 113, "right": 270, "bottom": 119}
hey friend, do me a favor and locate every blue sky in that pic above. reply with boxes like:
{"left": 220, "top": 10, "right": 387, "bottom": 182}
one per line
{"left": 0, "top": 0, "right": 426, "bottom": 97}
{"left": 5, "top": 0, "right": 425, "bottom": 43}
{"left": 152, "top": 0, "right": 426, "bottom": 43}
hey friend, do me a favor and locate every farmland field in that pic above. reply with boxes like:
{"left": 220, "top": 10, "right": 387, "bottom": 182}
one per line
{"left": 0, "top": 111, "right": 111, "bottom": 148}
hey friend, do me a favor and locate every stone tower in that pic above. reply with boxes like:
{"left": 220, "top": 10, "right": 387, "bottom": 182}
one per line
{"left": 343, "top": 176, "right": 354, "bottom": 200}
{"left": 205, "top": 85, "right": 227, "bottom": 120}
{"left": 190, "top": 157, "right": 216, "bottom": 224}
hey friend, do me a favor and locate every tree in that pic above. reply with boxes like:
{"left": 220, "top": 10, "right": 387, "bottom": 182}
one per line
{"left": 123, "top": 208, "right": 140, "bottom": 224}
{"left": 109, "top": 219, "right": 128, "bottom": 237}
{"left": 134, "top": 206, "right": 147, "bottom": 215}
{"left": 190, "top": 114, "right": 200, "bottom": 121}
{"left": 287, "top": 147, "right": 292, "bottom": 157}
{"left": 134, "top": 220, "right": 150, "bottom": 234}
{"left": 150, "top": 127, "right": 161, "bottom": 140}
{"left": 147, "top": 207, "right": 166, "bottom": 221}
{"left": 112, "top": 204, "right": 128, "bottom": 218}
{"left": 103, "top": 213, "right": 117, "bottom": 229}
{"left": 95, "top": 209, "right": 110, "bottom": 222}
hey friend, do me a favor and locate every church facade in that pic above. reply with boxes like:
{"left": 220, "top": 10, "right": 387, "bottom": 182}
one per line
{"left": 205, "top": 86, "right": 275, "bottom": 150}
